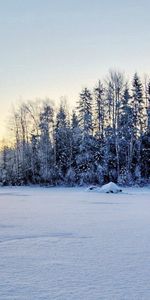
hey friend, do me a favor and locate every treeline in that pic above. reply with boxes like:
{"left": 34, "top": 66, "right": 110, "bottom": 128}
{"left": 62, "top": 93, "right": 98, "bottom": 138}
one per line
{"left": 0, "top": 71, "right": 150, "bottom": 186}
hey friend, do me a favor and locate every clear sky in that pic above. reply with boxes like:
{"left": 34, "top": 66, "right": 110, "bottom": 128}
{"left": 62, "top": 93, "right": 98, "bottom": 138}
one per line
{"left": 0, "top": 0, "right": 150, "bottom": 138}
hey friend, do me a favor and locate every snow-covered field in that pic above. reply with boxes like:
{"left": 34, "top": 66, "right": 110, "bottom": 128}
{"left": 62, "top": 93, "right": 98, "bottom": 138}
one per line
{"left": 0, "top": 186, "right": 150, "bottom": 300}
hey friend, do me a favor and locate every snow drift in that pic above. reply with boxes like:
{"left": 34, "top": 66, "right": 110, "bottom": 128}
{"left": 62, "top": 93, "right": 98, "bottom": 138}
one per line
{"left": 100, "top": 182, "right": 122, "bottom": 193}
{"left": 87, "top": 182, "right": 122, "bottom": 193}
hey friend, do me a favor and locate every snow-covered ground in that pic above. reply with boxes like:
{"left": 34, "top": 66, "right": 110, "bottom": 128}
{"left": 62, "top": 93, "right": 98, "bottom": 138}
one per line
{"left": 0, "top": 186, "right": 150, "bottom": 300}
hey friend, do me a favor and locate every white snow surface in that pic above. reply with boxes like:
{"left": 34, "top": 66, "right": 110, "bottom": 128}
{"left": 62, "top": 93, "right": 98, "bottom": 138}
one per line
{"left": 0, "top": 186, "right": 150, "bottom": 300}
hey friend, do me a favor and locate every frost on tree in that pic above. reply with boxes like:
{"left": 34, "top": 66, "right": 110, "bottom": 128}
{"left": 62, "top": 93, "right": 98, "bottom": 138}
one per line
{"left": 0, "top": 71, "right": 149, "bottom": 186}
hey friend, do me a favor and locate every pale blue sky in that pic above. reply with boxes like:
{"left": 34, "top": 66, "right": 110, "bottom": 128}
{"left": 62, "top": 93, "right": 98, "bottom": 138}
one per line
{"left": 0, "top": 0, "right": 150, "bottom": 137}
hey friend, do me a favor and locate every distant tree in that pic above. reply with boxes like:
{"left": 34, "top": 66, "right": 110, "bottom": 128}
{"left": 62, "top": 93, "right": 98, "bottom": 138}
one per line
{"left": 105, "top": 71, "right": 125, "bottom": 180}
{"left": 54, "top": 102, "right": 72, "bottom": 183}
{"left": 77, "top": 88, "right": 93, "bottom": 137}
{"left": 76, "top": 88, "right": 96, "bottom": 184}
{"left": 117, "top": 85, "right": 134, "bottom": 184}
{"left": 132, "top": 73, "right": 145, "bottom": 183}
{"left": 141, "top": 82, "right": 150, "bottom": 180}
{"left": 94, "top": 80, "right": 105, "bottom": 139}
{"left": 39, "top": 101, "right": 54, "bottom": 183}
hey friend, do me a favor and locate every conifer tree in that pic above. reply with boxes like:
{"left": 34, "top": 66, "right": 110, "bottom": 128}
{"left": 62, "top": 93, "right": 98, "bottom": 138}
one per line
{"left": 132, "top": 73, "right": 145, "bottom": 182}
{"left": 39, "top": 102, "right": 54, "bottom": 183}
